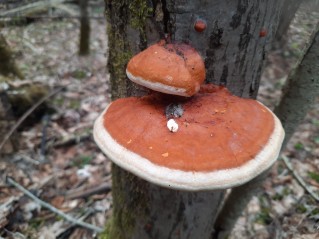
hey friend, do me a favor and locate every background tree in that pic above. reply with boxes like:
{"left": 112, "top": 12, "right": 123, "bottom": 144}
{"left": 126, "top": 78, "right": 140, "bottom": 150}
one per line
{"left": 274, "top": 0, "right": 302, "bottom": 43}
{"left": 103, "top": 0, "right": 284, "bottom": 238}
{"left": 79, "top": 0, "right": 90, "bottom": 55}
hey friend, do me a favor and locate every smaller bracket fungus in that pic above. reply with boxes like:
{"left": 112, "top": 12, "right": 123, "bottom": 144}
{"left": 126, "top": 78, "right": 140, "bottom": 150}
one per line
{"left": 126, "top": 41, "right": 206, "bottom": 97}
{"left": 94, "top": 84, "right": 285, "bottom": 191}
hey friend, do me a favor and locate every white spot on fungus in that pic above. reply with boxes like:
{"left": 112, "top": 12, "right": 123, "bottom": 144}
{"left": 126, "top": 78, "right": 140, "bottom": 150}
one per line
{"left": 167, "top": 119, "right": 179, "bottom": 132}
{"left": 162, "top": 152, "right": 169, "bottom": 157}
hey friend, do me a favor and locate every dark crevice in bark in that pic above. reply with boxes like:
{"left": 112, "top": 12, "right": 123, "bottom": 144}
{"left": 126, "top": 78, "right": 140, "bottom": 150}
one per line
{"left": 220, "top": 65, "right": 228, "bottom": 86}
{"left": 229, "top": 0, "right": 248, "bottom": 29}
{"left": 230, "top": 13, "right": 241, "bottom": 29}
{"left": 161, "top": 0, "right": 170, "bottom": 34}
{"left": 209, "top": 22, "right": 223, "bottom": 49}
{"left": 167, "top": 201, "right": 186, "bottom": 239}
{"left": 237, "top": 0, "right": 249, "bottom": 14}
{"left": 151, "top": 0, "right": 165, "bottom": 39}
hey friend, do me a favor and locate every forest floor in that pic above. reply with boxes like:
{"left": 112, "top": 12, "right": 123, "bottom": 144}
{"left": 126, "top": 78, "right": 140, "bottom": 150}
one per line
{"left": 0, "top": 2, "right": 318, "bottom": 239}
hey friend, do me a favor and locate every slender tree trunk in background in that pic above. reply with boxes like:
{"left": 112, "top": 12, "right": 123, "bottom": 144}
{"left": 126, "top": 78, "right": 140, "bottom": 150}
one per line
{"left": 0, "top": 33, "right": 24, "bottom": 79}
{"left": 213, "top": 26, "right": 319, "bottom": 239}
{"left": 213, "top": 169, "right": 269, "bottom": 239}
{"left": 103, "top": 0, "right": 283, "bottom": 238}
{"left": 275, "top": 30, "right": 319, "bottom": 146}
{"left": 274, "top": 0, "right": 302, "bottom": 43}
{"left": 79, "top": 0, "right": 90, "bottom": 55}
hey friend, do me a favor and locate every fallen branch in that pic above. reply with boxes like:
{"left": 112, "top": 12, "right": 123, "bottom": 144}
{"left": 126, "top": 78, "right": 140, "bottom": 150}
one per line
{"left": 6, "top": 177, "right": 103, "bottom": 233}
{"left": 281, "top": 156, "right": 319, "bottom": 202}
{"left": 0, "top": 0, "right": 66, "bottom": 17}
{"left": 56, "top": 208, "right": 94, "bottom": 237}
{"left": 0, "top": 85, "right": 67, "bottom": 154}
{"left": 53, "top": 132, "right": 91, "bottom": 148}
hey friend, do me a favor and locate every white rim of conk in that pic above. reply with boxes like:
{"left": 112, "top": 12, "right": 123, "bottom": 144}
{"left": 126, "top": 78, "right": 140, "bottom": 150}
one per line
{"left": 93, "top": 103, "right": 285, "bottom": 191}
{"left": 126, "top": 70, "right": 200, "bottom": 97}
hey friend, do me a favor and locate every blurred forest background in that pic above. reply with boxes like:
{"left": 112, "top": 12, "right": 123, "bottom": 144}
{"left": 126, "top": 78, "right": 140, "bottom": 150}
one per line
{"left": 0, "top": 0, "right": 318, "bottom": 238}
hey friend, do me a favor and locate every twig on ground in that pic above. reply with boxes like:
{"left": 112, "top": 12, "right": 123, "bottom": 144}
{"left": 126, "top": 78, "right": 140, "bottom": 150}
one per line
{"left": 0, "top": 0, "right": 66, "bottom": 17}
{"left": 281, "top": 156, "right": 319, "bottom": 202}
{"left": 53, "top": 132, "right": 91, "bottom": 148}
{"left": 0, "top": 85, "right": 67, "bottom": 154}
{"left": 65, "top": 182, "right": 111, "bottom": 200}
{"left": 3, "top": 229, "right": 26, "bottom": 239}
{"left": 56, "top": 208, "right": 95, "bottom": 237}
{"left": 6, "top": 177, "right": 103, "bottom": 233}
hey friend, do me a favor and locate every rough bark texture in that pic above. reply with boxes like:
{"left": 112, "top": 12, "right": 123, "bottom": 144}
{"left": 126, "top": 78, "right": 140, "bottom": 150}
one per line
{"left": 103, "top": 0, "right": 283, "bottom": 238}
{"left": 106, "top": 165, "right": 224, "bottom": 239}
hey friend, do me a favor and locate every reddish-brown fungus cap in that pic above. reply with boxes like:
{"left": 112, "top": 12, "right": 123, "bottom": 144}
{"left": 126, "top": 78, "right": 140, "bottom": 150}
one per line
{"left": 94, "top": 85, "right": 284, "bottom": 190}
{"left": 126, "top": 41, "right": 206, "bottom": 97}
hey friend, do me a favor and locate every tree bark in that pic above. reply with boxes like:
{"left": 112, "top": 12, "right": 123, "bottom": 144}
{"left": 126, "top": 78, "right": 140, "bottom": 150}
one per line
{"left": 103, "top": 0, "right": 283, "bottom": 238}
{"left": 274, "top": 30, "right": 319, "bottom": 145}
{"left": 274, "top": 0, "right": 301, "bottom": 43}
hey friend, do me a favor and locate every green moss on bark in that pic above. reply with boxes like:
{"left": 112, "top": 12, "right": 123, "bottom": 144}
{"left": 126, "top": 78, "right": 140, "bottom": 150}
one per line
{"left": 101, "top": 1, "right": 156, "bottom": 237}
{"left": 128, "top": 0, "right": 153, "bottom": 50}
{"left": 105, "top": 0, "right": 152, "bottom": 100}
{"left": 99, "top": 165, "right": 150, "bottom": 239}
{"left": 0, "top": 34, "right": 24, "bottom": 79}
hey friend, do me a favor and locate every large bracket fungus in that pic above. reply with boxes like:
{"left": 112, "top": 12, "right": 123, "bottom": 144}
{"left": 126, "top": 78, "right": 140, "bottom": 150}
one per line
{"left": 94, "top": 83, "right": 285, "bottom": 190}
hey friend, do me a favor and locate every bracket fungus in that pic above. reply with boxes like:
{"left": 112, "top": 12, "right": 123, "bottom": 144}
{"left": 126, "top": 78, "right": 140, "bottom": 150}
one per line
{"left": 126, "top": 41, "right": 206, "bottom": 97}
{"left": 94, "top": 84, "right": 284, "bottom": 191}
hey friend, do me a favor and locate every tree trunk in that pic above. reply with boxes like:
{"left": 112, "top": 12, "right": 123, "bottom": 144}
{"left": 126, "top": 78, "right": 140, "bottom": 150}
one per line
{"left": 79, "top": 0, "right": 90, "bottom": 55}
{"left": 274, "top": 29, "right": 319, "bottom": 146}
{"left": 274, "top": 0, "right": 301, "bottom": 43}
{"left": 103, "top": 0, "right": 283, "bottom": 238}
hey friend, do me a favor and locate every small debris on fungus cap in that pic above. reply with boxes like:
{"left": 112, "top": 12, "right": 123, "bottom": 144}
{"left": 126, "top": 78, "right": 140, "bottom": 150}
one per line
{"left": 165, "top": 103, "right": 184, "bottom": 119}
{"left": 93, "top": 85, "right": 285, "bottom": 191}
{"left": 167, "top": 119, "right": 179, "bottom": 132}
{"left": 126, "top": 41, "right": 206, "bottom": 97}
